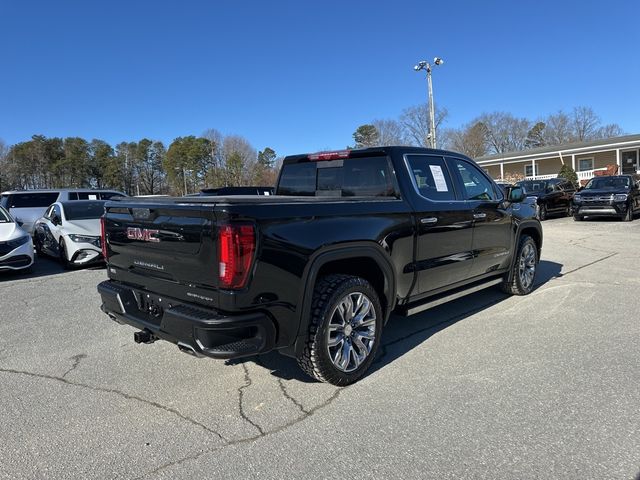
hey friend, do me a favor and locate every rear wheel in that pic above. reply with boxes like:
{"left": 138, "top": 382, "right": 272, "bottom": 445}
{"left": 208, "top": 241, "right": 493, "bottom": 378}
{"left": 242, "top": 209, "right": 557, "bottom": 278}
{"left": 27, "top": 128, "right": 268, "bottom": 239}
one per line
{"left": 297, "top": 274, "right": 383, "bottom": 386}
{"left": 501, "top": 235, "right": 537, "bottom": 296}
{"left": 538, "top": 204, "right": 547, "bottom": 221}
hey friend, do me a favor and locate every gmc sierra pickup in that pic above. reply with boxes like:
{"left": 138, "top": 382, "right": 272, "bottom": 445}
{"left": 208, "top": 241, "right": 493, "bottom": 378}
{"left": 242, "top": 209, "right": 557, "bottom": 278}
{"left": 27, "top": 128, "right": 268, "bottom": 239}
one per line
{"left": 98, "top": 146, "right": 542, "bottom": 385}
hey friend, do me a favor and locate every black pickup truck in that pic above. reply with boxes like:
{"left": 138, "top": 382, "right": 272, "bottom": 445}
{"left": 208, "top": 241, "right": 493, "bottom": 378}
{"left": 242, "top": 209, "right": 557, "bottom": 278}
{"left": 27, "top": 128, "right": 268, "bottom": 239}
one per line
{"left": 98, "top": 147, "right": 542, "bottom": 385}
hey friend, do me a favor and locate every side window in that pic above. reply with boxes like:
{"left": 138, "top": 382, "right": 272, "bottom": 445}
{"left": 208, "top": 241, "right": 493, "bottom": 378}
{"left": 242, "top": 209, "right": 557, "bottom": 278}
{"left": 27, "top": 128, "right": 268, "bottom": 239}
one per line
{"left": 100, "top": 192, "right": 124, "bottom": 200}
{"left": 44, "top": 206, "right": 54, "bottom": 219}
{"left": 449, "top": 158, "right": 498, "bottom": 201}
{"left": 53, "top": 205, "right": 62, "bottom": 220}
{"left": 405, "top": 155, "right": 456, "bottom": 201}
{"left": 341, "top": 157, "right": 394, "bottom": 197}
{"left": 75, "top": 192, "right": 99, "bottom": 200}
{"left": 68, "top": 192, "right": 78, "bottom": 200}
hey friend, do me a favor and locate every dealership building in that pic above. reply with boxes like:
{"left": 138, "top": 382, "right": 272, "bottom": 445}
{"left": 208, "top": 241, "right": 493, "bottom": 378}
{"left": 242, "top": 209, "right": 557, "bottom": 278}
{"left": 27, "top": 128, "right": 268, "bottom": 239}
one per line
{"left": 476, "top": 134, "right": 640, "bottom": 182}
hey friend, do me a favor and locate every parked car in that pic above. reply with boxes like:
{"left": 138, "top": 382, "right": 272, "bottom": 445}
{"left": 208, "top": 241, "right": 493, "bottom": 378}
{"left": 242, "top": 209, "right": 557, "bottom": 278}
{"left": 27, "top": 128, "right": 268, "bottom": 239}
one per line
{"left": 97, "top": 146, "right": 541, "bottom": 385}
{"left": 516, "top": 178, "right": 576, "bottom": 220}
{"left": 0, "top": 205, "right": 34, "bottom": 272}
{"left": 572, "top": 175, "right": 640, "bottom": 222}
{"left": 0, "top": 189, "right": 126, "bottom": 235}
{"left": 34, "top": 200, "right": 106, "bottom": 268}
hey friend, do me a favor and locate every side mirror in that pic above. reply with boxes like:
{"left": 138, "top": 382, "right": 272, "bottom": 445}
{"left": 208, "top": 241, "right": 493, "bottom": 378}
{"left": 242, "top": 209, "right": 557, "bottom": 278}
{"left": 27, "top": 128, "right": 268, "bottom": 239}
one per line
{"left": 52, "top": 215, "right": 61, "bottom": 226}
{"left": 17, "top": 220, "right": 24, "bottom": 227}
{"left": 507, "top": 186, "right": 526, "bottom": 203}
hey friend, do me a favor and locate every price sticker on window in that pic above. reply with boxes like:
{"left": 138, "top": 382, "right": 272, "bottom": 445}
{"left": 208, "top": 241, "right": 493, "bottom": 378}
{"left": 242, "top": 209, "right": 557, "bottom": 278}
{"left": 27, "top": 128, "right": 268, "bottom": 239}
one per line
{"left": 429, "top": 165, "right": 449, "bottom": 192}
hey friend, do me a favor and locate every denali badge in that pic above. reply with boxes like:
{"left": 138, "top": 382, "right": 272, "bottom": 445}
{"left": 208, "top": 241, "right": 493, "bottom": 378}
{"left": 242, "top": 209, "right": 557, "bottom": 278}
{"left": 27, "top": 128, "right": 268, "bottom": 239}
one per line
{"left": 127, "top": 227, "right": 160, "bottom": 242}
{"left": 133, "top": 260, "right": 165, "bottom": 271}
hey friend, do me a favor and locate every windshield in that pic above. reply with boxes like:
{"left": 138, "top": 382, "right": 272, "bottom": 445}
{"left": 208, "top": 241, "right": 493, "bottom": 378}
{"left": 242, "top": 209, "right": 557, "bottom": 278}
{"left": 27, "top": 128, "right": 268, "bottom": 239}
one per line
{"left": 62, "top": 201, "right": 105, "bottom": 220}
{"left": 584, "top": 176, "right": 630, "bottom": 190}
{"left": 0, "top": 206, "right": 13, "bottom": 223}
{"left": 517, "top": 180, "right": 548, "bottom": 194}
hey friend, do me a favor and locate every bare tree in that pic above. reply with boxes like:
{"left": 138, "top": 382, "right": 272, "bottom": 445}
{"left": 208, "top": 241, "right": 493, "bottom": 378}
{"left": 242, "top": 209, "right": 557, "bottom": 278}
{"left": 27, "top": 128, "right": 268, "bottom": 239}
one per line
{"left": 201, "top": 128, "right": 225, "bottom": 186}
{"left": 478, "top": 112, "right": 531, "bottom": 154}
{"left": 596, "top": 123, "right": 625, "bottom": 139}
{"left": 445, "top": 122, "right": 489, "bottom": 158}
{"left": 544, "top": 111, "right": 574, "bottom": 145}
{"left": 571, "top": 106, "right": 600, "bottom": 141}
{"left": 222, "top": 135, "right": 257, "bottom": 186}
{"left": 372, "top": 119, "right": 405, "bottom": 146}
{"left": 400, "top": 104, "right": 448, "bottom": 147}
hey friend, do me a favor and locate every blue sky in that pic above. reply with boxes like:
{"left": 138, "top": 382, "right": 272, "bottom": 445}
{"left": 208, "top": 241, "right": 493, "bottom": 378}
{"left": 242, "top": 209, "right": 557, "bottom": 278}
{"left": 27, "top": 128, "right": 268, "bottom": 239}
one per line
{"left": 1, "top": 0, "right": 639, "bottom": 155}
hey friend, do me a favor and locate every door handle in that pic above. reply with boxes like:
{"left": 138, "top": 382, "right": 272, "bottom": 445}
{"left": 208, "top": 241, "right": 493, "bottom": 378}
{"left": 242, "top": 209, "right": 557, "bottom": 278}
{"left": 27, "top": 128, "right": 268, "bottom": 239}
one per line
{"left": 473, "top": 212, "right": 487, "bottom": 219}
{"left": 420, "top": 217, "right": 438, "bottom": 225}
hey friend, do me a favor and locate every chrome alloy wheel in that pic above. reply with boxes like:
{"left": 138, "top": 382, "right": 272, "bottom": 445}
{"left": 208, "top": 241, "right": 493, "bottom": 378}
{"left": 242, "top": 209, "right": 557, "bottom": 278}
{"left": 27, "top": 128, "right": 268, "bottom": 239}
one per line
{"left": 326, "top": 292, "right": 377, "bottom": 373}
{"left": 518, "top": 243, "right": 536, "bottom": 289}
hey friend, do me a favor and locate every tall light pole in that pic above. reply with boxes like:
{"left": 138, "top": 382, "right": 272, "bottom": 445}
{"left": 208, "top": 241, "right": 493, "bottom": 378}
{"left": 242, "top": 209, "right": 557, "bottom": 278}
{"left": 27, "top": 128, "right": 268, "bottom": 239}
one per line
{"left": 414, "top": 57, "right": 444, "bottom": 148}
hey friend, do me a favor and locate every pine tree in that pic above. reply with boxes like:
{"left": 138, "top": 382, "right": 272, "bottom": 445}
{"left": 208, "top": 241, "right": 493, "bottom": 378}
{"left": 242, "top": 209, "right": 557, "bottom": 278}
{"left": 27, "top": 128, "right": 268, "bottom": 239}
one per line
{"left": 558, "top": 163, "right": 578, "bottom": 185}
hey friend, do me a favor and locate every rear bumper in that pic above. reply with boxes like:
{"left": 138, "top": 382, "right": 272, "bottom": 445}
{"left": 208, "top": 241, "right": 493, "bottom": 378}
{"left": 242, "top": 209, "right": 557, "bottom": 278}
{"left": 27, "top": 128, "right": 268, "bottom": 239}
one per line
{"left": 97, "top": 280, "right": 276, "bottom": 359}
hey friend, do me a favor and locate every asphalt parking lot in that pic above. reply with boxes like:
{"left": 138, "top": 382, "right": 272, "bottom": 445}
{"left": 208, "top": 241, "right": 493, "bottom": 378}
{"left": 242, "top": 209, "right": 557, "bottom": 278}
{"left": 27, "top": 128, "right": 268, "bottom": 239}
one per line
{"left": 1, "top": 216, "right": 639, "bottom": 480}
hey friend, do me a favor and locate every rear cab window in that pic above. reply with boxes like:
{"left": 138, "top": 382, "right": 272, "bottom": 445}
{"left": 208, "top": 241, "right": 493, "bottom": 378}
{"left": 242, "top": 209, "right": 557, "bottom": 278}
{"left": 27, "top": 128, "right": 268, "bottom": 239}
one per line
{"left": 277, "top": 156, "right": 397, "bottom": 198}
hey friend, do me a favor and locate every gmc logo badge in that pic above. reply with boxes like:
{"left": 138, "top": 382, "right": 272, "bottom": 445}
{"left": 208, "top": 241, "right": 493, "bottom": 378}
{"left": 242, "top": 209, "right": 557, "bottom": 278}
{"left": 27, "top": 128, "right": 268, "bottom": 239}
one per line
{"left": 126, "top": 227, "right": 160, "bottom": 243}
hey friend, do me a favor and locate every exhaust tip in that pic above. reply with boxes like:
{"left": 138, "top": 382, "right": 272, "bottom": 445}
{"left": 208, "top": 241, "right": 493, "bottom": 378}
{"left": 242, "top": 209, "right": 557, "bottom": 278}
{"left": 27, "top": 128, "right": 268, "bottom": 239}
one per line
{"left": 177, "top": 342, "right": 203, "bottom": 358}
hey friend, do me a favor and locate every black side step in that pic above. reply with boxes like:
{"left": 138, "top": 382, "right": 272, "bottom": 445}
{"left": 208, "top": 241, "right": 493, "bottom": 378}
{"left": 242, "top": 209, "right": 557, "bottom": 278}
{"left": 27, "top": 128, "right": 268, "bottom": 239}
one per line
{"left": 399, "top": 278, "right": 503, "bottom": 316}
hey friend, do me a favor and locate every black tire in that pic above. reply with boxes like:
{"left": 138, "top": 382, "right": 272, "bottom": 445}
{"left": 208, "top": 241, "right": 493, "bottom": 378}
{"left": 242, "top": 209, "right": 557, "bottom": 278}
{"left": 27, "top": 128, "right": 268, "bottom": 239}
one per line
{"left": 297, "top": 274, "right": 383, "bottom": 386}
{"left": 501, "top": 235, "right": 538, "bottom": 296}
{"left": 573, "top": 214, "right": 583, "bottom": 222}
{"left": 33, "top": 236, "right": 43, "bottom": 256}
{"left": 623, "top": 205, "right": 633, "bottom": 222}
{"left": 59, "top": 239, "right": 72, "bottom": 270}
{"left": 538, "top": 204, "right": 547, "bottom": 221}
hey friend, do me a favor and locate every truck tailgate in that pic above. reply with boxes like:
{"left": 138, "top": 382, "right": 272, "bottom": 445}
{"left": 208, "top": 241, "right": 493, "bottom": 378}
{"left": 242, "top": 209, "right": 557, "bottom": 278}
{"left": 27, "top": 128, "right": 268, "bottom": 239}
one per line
{"left": 104, "top": 203, "right": 217, "bottom": 290}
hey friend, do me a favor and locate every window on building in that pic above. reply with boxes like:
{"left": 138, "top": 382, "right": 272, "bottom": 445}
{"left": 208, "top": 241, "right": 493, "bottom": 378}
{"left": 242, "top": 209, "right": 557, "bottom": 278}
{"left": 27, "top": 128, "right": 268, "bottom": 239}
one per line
{"left": 578, "top": 158, "right": 594, "bottom": 172}
{"left": 524, "top": 164, "right": 539, "bottom": 177}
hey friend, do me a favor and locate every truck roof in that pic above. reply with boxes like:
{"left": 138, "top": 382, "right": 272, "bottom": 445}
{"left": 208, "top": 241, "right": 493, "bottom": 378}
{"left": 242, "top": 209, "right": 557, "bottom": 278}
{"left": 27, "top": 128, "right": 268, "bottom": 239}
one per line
{"left": 282, "top": 146, "right": 464, "bottom": 164}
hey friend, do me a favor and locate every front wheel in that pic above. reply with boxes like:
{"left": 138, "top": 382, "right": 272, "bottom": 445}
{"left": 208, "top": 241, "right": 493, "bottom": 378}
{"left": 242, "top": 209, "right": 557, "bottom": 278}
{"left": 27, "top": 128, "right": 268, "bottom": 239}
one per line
{"left": 59, "top": 239, "right": 72, "bottom": 270}
{"left": 573, "top": 214, "right": 583, "bottom": 222}
{"left": 34, "top": 236, "right": 43, "bottom": 256}
{"left": 297, "top": 274, "right": 383, "bottom": 386}
{"left": 501, "top": 235, "right": 538, "bottom": 295}
{"left": 623, "top": 205, "right": 634, "bottom": 222}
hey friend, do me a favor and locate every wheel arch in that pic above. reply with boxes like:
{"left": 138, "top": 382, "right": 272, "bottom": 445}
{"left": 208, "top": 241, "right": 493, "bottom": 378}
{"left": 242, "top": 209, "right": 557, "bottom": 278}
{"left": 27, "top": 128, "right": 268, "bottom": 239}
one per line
{"left": 506, "top": 221, "right": 543, "bottom": 284}
{"left": 291, "top": 242, "right": 396, "bottom": 357}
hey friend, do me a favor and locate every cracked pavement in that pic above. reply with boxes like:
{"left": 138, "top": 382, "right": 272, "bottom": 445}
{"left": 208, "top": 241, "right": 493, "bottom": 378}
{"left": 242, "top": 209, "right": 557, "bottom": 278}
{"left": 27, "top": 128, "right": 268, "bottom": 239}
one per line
{"left": 1, "top": 217, "right": 639, "bottom": 479}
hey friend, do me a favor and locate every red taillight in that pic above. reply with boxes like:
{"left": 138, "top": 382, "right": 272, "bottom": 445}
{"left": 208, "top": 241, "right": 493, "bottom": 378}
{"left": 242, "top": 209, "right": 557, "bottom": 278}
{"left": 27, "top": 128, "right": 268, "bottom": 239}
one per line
{"left": 100, "top": 216, "right": 108, "bottom": 261}
{"left": 218, "top": 224, "right": 256, "bottom": 289}
{"left": 307, "top": 150, "right": 351, "bottom": 161}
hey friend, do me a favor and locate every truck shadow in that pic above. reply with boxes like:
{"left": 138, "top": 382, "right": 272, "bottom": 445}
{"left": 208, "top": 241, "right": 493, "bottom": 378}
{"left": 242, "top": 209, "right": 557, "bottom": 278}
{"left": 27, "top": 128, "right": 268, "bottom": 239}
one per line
{"left": 243, "top": 260, "right": 563, "bottom": 383}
